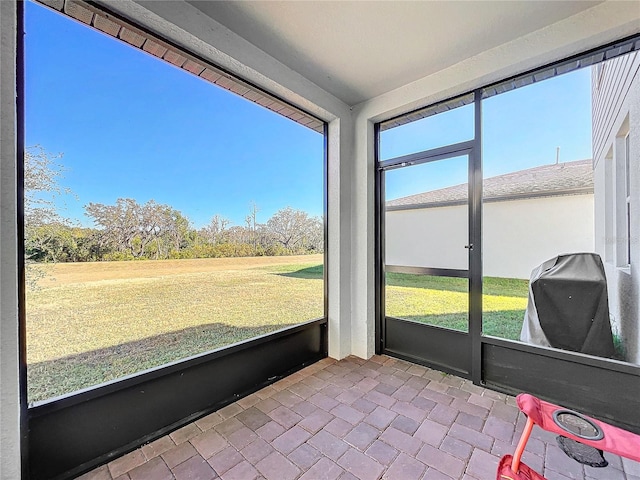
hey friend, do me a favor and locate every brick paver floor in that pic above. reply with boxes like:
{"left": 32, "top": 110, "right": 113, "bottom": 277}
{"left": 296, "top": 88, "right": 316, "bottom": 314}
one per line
{"left": 77, "top": 355, "right": 639, "bottom": 480}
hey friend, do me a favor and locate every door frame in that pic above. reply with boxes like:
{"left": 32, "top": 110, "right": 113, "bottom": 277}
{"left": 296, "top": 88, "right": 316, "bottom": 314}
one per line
{"left": 375, "top": 91, "right": 483, "bottom": 382}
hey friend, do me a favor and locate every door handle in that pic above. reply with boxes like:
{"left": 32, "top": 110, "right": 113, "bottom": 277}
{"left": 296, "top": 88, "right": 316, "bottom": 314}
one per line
{"left": 465, "top": 244, "right": 474, "bottom": 250}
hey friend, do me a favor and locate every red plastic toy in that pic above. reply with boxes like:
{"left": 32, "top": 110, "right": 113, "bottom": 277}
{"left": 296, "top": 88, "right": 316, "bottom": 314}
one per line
{"left": 497, "top": 393, "right": 640, "bottom": 480}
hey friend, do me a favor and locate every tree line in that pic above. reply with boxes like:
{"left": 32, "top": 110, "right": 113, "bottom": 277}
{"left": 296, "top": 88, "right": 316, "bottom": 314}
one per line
{"left": 24, "top": 147, "right": 323, "bottom": 263}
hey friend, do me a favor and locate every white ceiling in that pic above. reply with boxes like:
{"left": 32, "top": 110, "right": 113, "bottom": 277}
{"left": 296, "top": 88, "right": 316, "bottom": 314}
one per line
{"left": 187, "top": 1, "right": 603, "bottom": 106}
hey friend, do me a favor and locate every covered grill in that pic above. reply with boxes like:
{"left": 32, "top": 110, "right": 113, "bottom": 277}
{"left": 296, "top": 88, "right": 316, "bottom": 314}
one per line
{"left": 520, "top": 253, "right": 615, "bottom": 358}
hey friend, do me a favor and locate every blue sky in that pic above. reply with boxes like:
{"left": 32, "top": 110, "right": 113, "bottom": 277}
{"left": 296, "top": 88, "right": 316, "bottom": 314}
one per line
{"left": 26, "top": 1, "right": 593, "bottom": 224}
{"left": 381, "top": 67, "right": 593, "bottom": 200}
{"left": 25, "top": 1, "right": 324, "bottom": 228}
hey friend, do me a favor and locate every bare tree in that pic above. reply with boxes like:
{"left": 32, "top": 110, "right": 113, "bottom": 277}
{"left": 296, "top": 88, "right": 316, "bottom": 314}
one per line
{"left": 266, "top": 207, "right": 323, "bottom": 252}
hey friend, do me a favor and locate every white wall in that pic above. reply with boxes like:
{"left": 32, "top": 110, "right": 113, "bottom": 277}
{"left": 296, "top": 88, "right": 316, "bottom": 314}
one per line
{"left": 387, "top": 195, "right": 594, "bottom": 280}
{"left": 593, "top": 53, "right": 640, "bottom": 364}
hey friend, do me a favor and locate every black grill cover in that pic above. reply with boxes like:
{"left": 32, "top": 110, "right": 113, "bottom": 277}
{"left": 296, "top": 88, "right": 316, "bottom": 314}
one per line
{"left": 520, "top": 253, "right": 615, "bottom": 358}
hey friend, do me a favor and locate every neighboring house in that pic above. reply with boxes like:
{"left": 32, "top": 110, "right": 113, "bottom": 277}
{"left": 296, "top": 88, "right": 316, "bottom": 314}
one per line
{"left": 592, "top": 52, "right": 639, "bottom": 364}
{"left": 385, "top": 159, "right": 595, "bottom": 279}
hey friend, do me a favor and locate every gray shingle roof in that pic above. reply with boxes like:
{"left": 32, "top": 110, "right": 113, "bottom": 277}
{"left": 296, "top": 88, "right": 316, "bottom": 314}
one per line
{"left": 387, "top": 159, "right": 593, "bottom": 210}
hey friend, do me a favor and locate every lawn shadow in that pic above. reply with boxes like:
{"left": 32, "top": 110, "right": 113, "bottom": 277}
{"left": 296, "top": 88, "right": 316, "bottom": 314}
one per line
{"left": 276, "top": 265, "right": 324, "bottom": 280}
{"left": 27, "top": 321, "right": 298, "bottom": 404}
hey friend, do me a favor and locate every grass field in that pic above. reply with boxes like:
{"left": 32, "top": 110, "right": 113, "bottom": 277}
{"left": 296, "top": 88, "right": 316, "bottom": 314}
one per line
{"left": 26, "top": 256, "right": 528, "bottom": 403}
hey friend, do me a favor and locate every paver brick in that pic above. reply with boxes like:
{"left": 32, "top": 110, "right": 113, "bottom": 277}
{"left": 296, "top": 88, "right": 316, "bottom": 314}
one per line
{"left": 169, "top": 424, "right": 202, "bottom": 445}
{"left": 364, "top": 406, "right": 397, "bottom": 430}
{"left": 236, "top": 407, "right": 272, "bottom": 430}
{"left": 465, "top": 448, "right": 499, "bottom": 479}
{"left": 440, "top": 435, "right": 473, "bottom": 460}
{"left": 414, "top": 418, "right": 448, "bottom": 447}
{"left": 292, "top": 400, "right": 321, "bottom": 417}
{"left": 76, "top": 465, "right": 111, "bottom": 480}
{"left": 141, "top": 436, "right": 176, "bottom": 461}
{"left": 241, "top": 438, "right": 274, "bottom": 464}
{"left": 298, "top": 457, "right": 344, "bottom": 480}
{"left": 190, "top": 429, "right": 228, "bottom": 459}
{"left": 108, "top": 450, "right": 147, "bottom": 478}
{"left": 255, "top": 451, "right": 301, "bottom": 480}
{"left": 365, "top": 440, "right": 399, "bottom": 466}
{"left": 455, "top": 411, "right": 485, "bottom": 431}
{"left": 324, "top": 417, "right": 353, "bottom": 438}
{"left": 448, "top": 423, "right": 494, "bottom": 452}
{"left": 255, "top": 421, "right": 286, "bottom": 442}
{"left": 298, "top": 408, "right": 334, "bottom": 434}
{"left": 428, "top": 403, "right": 458, "bottom": 426}
{"left": 226, "top": 426, "right": 258, "bottom": 451}
{"left": 128, "top": 457, "right": 173, "bottom": 480}
{"left": 287, "top": 443, "right": 322, "bottom": 469}
{"left": 331, "top": 404, "right": 366, "bottom": 425}
{"left": 389, "top": 414, "right": 420, "bottom": 435}
{"left": 272, "top": 426, "right": 311, "bottom": 455}
{"left": 416, "top": 443, "right": 465, "bottom": 479}
{"left": 344, "top": 422, "right": 380, "bottom": 451}
{"left": 208, "top": 446, "right": 243, "bottom": 475}
{"left": 220, "top": 460, "right": 259, "bottom": 480}
{"left": 161, "top": 442, "right": 198, "bottom": 469}
{"left": 379, "top": 427, "right": 423, "bottom": 456}
{"left": 338, "top": 448, "right": 385, "bottom": 480}
{"left": 383, "top": 452, "right": 426, "bottom": 479}
{"left": 172, "top": 455, "right": 217, "bottom": 480}
{"left": 268, "top": 405, "right": 302, "bottom": 429}
{"left": 391, "top": 400, "right": 428, "bottom": 423}
{"left": 309, "top": 430, "right": 350, "bottom": 460}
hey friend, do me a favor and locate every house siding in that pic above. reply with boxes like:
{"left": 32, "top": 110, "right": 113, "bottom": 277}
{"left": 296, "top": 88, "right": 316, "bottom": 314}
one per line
{"left": 592, "top": 51, "right": 640, "bottom": 364}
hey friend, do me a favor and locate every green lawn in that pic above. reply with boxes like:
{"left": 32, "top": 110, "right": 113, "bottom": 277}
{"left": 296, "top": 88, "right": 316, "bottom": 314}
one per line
{"left": 26, "top": 258, "right": 528, "bottom": 404}
{"left": 385, "top": 273, "right": 528, "bottom": 338}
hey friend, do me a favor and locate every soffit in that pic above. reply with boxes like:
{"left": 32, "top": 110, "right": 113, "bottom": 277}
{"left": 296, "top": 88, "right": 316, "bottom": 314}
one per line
{"left": 188, "top": 1, "right": 603, "bottom": 106}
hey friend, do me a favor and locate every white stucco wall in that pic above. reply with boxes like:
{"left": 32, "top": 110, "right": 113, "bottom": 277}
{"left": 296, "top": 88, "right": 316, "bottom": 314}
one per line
{"left": 593, "top": 53, "right": 640, "bottom": 364}
{"left": 386, "top": 195, "right": 594, "bottom": 280}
